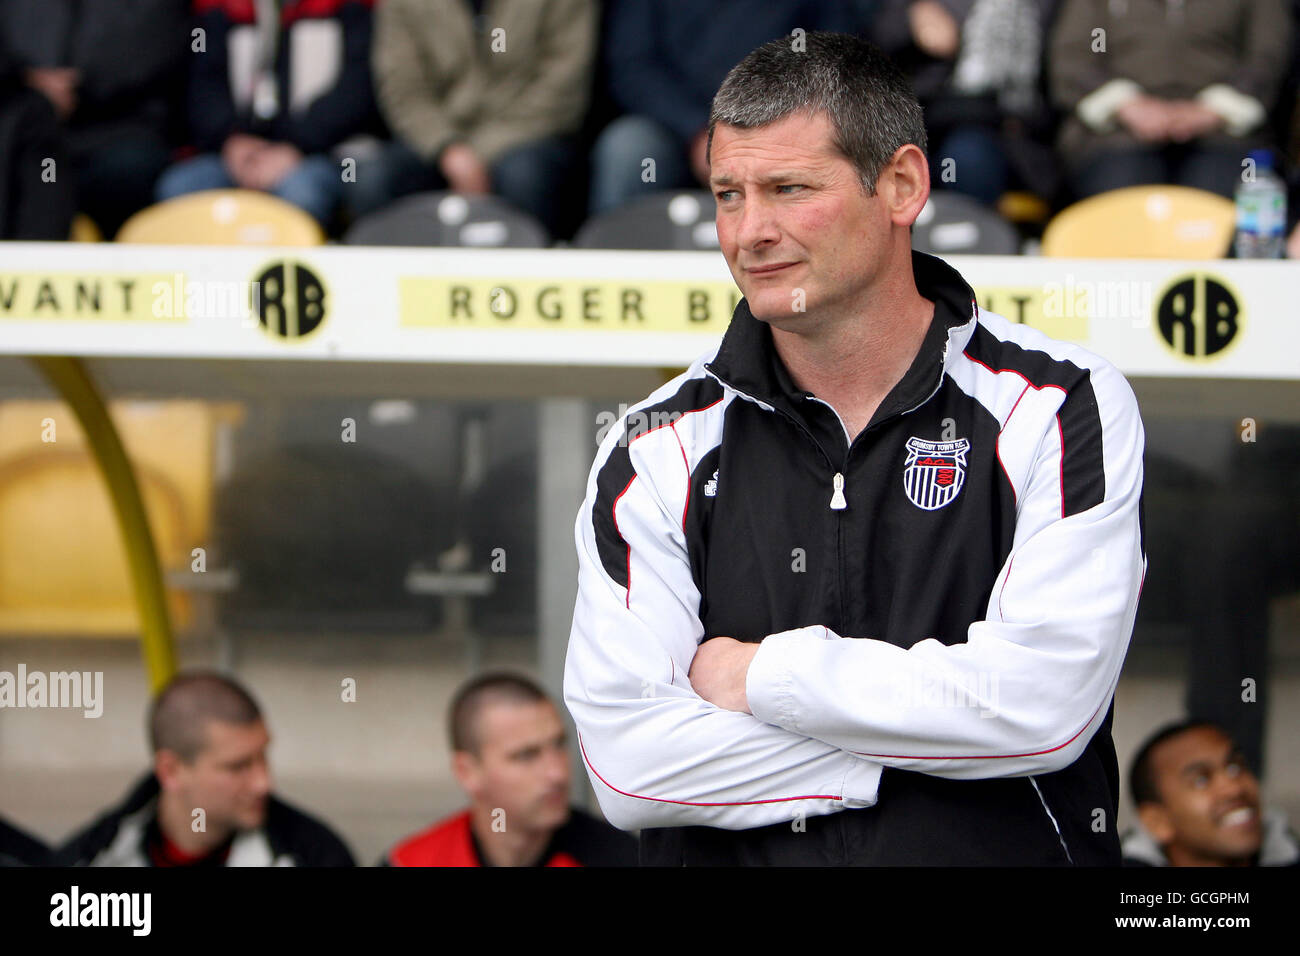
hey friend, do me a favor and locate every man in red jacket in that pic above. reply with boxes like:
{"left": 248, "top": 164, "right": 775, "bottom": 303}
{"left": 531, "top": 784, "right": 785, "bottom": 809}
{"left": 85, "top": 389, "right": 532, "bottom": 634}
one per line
{"left": 384, "top": 672, "right": 635, "bottom": 866}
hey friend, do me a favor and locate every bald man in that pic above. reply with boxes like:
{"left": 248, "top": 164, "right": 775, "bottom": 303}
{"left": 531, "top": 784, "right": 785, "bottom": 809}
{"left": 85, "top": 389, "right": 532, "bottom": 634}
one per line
{"left": 57, "top": 671, "right": 354, "bottom": 867}
{"left": 383, "top": 672, "right": 635, "bottom": 866}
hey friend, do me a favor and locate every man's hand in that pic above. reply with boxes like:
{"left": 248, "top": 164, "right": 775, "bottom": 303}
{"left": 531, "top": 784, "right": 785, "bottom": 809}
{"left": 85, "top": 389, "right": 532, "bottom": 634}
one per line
{"left": 222, "top": 133, "right": 271, "bottom": 187}
{"left": 689, "top": 636, "right": 760, "bottom": 714}
{"left": 1115, "top": 95, "right": 1175, "bottom": 142}
{"left": 1164, "top": 100, "right": 1225, "bottom": 142}
{"left": 25, "top": 67, "right": 79, "bottom": 120}
{"left": 439, "top": 142, "right": 492, "bottom": 194}
{"left": 689, "top": 128, "right": 711, "bottom": 185}
{"left": 909, "top": 1, "right": 960, "bottom": 59}
{"left": 243, "top": 141, "right": 304, "bottom": 190}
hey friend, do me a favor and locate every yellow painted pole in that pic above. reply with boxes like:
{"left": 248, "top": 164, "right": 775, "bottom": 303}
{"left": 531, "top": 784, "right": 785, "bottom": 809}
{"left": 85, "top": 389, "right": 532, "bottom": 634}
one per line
{"left": 27, "top": 356, "right": 177, "bottom": 691}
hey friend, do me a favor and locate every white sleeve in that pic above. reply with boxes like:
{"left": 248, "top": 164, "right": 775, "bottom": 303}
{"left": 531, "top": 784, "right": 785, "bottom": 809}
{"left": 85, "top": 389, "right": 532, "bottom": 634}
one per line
{"left": 746, "top": 360, "right": 1146, "bottom": 779}
{"left": 564, "top": 416, "right": 883, "bottom": 832}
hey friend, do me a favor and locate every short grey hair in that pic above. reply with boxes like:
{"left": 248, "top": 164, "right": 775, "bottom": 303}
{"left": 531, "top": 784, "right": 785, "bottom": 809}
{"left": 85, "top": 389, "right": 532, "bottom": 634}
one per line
{"left": 708, "top": 31, "right": 927, "bottom": 195}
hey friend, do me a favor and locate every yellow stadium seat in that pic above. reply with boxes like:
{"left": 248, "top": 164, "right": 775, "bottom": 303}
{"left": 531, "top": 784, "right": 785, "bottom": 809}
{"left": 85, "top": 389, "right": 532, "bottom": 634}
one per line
{"left": 68, "top": 213, "right": 103, "bottom": 243}
{"left": 1041, "top": 185, "right": 1235, "bottom": 258}
{"left": 116, "top": 189, "right": 324, "bottom": 246}
{"left": 0, "top": 401, "right": 240, "bottom": 636}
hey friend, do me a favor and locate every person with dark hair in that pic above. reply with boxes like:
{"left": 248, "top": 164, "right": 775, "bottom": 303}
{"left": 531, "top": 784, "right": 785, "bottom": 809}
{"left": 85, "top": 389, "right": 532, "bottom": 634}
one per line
{"left": 382, "top": 671, "right": 635, "bottom": 866}
{"left": 1122, "top": 720, "right": 1299, "bottom": 867}
{"left": 566, "top": 31, "right": 1147, "bottom": 866}
{"left": 56, "top": 671, "right": 355, "bottom": 867}
{"left": 0, "top": 816, "right": 48, "bottom": 866}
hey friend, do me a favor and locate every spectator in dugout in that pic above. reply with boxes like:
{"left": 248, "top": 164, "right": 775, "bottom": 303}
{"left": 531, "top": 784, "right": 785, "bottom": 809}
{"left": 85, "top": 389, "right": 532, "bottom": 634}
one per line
{"left": 382, "top": 672, "right": 636, "bottom": 866}
{"left": 363, "top": 0, "right": 596, "bottom": 237}
{"left": 55, "top": 672, "right": 355, "bottom": 867}
{"left": 868, "top": 0, "right": 1063, "bottom": 207}
{"left": 0, "top": 0, "right": 187, "bottom": 239}
{"left": 1049, "top": 0, "right": 1293, "bottom": 200}
{"left": 155, "top": 0, "right": 384, "bottom": 228}
{"left": 586, "top": 0, "right": 863, "bottom": 217}
{"left": 1121, "top": 720, "right": 1300, "bottom": 867}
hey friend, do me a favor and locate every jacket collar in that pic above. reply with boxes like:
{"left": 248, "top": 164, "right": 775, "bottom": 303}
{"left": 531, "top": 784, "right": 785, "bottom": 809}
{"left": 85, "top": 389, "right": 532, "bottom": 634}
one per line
{"left": 705, "top": 250, "right": 978, "bottom": 422}
{"left": 95, "top": 772, "right": 288, "bottom": 867}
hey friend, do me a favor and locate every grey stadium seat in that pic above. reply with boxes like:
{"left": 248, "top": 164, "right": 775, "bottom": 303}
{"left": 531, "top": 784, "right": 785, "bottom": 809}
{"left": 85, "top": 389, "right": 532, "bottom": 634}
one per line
{"left": 343, "top": 190, "right": 550, "bottom": 247}
{"left": 910, "top": 191, "right": 1021, "bottom": 255}
{"left": 574, "top": 190, "right": 720, "bottom": 250}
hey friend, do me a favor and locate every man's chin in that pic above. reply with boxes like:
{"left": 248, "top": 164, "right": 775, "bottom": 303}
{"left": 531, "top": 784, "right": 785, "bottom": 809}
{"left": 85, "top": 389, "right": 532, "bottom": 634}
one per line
{"left": 234, "top": 805, "right": 268, "bottom": 831}
{"left": 745, "top": 296, "right": 804, "bottom": 326}
{"left": 538, "top": 800, "right": 570, "bottom": 829}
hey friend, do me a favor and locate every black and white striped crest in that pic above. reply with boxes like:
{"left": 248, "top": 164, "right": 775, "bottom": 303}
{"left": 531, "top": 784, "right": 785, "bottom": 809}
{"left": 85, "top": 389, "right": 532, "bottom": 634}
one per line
{"left": 902, "top": 437, "right": 970, "bottom": 511}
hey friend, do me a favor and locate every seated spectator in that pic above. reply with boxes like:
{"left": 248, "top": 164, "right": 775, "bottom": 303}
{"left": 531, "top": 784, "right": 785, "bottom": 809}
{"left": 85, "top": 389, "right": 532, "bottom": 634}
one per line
{"left": 383, "top": 672, "right": 635, "bottom": 866}
{"left": 0, "top": 43, "right": 73, "bottom": 239}
{"left": 364, "top": 0, "right": 596, "bottom": 236}
{"left": 1049, "top": 0, "right": 1293, "bottom": 200}
{"left": 0, "top": 0, "right": 173, "bottom": 238}
{"left": 1122, "top": 720, "right": 1299, "bottom": 867}
{"left": 55, "top": 671, "right": 355, "bottom": 867}
{"left": 588, "top": 0, "right": 861, "bottom": 217}
{"left": 0, "top": 815, "right": 48, "bottom": 866}
{"left": 870, "top": 0, "right": 1062, "bottom": 206}
{"left": 156, "top": 0, "right": 382, "bottom": 229}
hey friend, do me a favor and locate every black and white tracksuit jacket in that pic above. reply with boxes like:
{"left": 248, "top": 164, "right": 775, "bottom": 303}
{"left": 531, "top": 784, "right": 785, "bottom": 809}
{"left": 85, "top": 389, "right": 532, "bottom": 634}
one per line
{"left": 564, "top": 250, "right": 1147, "bottom": 866}
{"left": 54, "top": 774, "right": 356, "bottom": 867}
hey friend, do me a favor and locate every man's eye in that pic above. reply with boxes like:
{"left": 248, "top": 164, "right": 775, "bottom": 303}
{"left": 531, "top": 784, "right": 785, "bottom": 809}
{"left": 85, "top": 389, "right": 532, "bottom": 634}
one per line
{"left": 1192, "top": 773, "right": 1210, "bottom": 787}
{"left": 716, "top": 190, "right": 737, "bottom": 202}
{"left": 778, "top": 184, "right": 805, "bottom": 193}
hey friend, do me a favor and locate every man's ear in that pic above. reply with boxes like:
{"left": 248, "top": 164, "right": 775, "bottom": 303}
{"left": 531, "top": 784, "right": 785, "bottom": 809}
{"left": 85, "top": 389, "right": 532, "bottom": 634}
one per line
{"left": 452, "top": 750, "right": 480, "bottom": 797}
{"left": 1137, "top": 801, "right": 1176, "bottom": 845}
{"left": 154, "top": 749, "right": 182, "bottom": 791}
{"left": 880, "top": 144, "right": 930, "bottom": 228}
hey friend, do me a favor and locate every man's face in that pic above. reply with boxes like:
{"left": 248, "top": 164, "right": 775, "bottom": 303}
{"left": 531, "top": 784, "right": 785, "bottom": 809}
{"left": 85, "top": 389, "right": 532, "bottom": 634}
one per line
{"left": 165, "top": 719, "right": 272, "bottom": 834}
{"left": 458, "top": 700, "right": 570, "bottom": 834}
{"left": 710, "top": 110, "right": 894, "bottom": 328}
{"left": 1141, "top": 727, "right": 1262, "bottom": 865}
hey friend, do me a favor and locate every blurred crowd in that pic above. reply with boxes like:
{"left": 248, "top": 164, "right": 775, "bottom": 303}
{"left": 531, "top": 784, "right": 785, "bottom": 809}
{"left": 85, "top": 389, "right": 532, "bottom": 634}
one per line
{"left": 0, "top": 0, "right": 1298, "bottom": 244}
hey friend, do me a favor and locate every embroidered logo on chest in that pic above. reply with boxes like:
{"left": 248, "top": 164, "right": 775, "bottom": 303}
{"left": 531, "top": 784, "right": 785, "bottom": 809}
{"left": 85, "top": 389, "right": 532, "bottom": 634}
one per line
{"left": 704, "top": 470, "right": 718, "bottom": 497}
{"left": 902, "top": 437, "right": 970, "bottom": 510}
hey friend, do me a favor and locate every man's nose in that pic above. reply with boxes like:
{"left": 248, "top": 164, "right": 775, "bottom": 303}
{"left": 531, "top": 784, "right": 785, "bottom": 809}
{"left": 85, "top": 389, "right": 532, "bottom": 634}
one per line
{"left": 1215, "top": 766, "right": 1254, "bottom": 803}
{"left": 249, "top": 758, "right": 272, "bottom": 797}
{"left": 735, "top": 193, "right": 779, "bottom": 249}
{"left": 547, "top": 746, "right": 570, "bottom": 787}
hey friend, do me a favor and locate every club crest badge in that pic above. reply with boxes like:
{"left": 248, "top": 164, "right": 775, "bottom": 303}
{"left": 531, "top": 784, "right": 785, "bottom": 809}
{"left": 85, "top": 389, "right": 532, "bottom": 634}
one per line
{"left": 902, "top": 437, "right": 970, "bottom": 511}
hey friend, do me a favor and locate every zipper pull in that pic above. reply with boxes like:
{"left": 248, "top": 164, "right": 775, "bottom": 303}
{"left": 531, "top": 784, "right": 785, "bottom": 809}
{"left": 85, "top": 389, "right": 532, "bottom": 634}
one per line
{"left": 830, "top": 472, "right": 847, "bottom": 510}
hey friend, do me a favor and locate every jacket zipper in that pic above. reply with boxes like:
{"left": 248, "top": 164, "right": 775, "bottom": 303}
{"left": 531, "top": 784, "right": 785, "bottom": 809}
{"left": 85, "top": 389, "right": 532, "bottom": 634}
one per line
{"left": 703, "top": 360, "right": 952, "bottom": 638}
